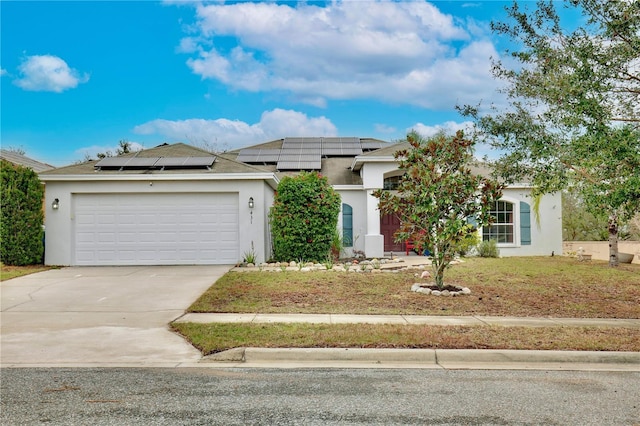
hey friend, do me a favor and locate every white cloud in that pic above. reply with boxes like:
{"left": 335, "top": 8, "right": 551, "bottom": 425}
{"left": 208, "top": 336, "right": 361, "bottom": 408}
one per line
{"left": 410, "top": 120, "right": 498, "bottom": 159}
{"left": 132, "top": 108, "right": 337, "bottom": 149}
{"left": 0, "top": 68, "right": 7, "bottom": 77}
{"left": 177, "top": 1, "right": 501, "bottom": 109}
{"left": 410, "top": 120, "right": 474, "bottom": 137}
{"left": 14, "top": 55, "right": 89, "bottom": 92}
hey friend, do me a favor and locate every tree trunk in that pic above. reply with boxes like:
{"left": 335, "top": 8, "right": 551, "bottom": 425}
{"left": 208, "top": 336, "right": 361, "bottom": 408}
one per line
{"left": 608, "top": 215, "right": 619, "bottom": 267}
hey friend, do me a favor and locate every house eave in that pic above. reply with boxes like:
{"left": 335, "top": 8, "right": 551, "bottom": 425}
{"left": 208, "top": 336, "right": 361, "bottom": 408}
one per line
{"left": 351, "top": 156, "right": 397, "bottom": 171}
{"left": 40, "top": 172, "right": 280, "bottom": 189}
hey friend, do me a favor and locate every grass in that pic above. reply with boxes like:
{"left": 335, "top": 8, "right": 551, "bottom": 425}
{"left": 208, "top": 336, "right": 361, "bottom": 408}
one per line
{"left": 188, "top": 257, "right": 640, "bottom": 318}
{"left": 171, "top": 323, "right": 640, "bottom": 355}
{"left": 175, "top": 256, "right": 640, "bottom": 354}
{"left": 0, "top": 263, "right": 53, "bottom": 281}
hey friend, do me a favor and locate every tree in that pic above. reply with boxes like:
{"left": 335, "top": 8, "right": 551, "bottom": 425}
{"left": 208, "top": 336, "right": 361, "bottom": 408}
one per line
{"left": 269, "top": 171, "right": 341, "bottom": 262}
{"left": 563, "top": 191, "right": 640, "bottom": 241}
{"left": 373, "top": 131, "right": 503, "bottom": 290}
{"left": 562, "top": 191, "right": 608, "bottom": 241}
{"left": 92, "top": 139, "right": 133, "bottom": 161}
{"left": 461, "top": 0, "right": 640, "bottom": 266}
{"left": 1, "top": 160, "right": 45, "bottom": 265}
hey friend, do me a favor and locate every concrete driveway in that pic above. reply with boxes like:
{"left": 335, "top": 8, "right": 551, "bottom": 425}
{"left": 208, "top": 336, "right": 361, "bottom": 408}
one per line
{"left": 1, "top": 265, "right": 229, "bottom": 367}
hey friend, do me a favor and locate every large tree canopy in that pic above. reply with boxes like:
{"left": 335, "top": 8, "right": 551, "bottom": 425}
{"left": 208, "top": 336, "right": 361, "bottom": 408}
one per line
{"left": 461, "top": 0, "right": 640, "bottom": 266}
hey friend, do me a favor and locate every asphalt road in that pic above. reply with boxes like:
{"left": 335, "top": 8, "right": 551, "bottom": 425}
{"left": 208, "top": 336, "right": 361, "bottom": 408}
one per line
{"left": 1, "top": 368, "right": 638, "bottom": 425}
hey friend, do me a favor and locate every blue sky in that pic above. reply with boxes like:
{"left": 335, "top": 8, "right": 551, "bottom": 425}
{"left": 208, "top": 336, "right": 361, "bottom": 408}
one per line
{"left": 1, "top": 1, "right": 574, "bottom": 167}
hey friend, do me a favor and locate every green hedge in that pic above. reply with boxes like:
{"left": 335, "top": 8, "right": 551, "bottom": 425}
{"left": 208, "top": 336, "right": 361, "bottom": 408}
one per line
{"left": 1, "top": 160, "right": 45, "bottom": 265}
{"left": 269, "top": 171, "right": 341, "bottom": 262}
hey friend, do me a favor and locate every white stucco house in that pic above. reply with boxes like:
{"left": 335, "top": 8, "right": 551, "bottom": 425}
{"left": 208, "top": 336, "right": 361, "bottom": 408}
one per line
{"left": 40, "top": 138, "right": 562, "bottom": 266}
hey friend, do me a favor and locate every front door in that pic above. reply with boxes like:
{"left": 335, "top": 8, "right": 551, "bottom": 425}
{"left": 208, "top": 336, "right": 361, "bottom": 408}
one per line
{"left": 380, "top": 213, "right": 403, "bottom": 252}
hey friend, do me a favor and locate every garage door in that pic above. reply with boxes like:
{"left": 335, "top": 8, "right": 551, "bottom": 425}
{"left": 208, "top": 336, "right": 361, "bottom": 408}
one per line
{"left": 73, "top": 193, "right": 239, "bottom": 265}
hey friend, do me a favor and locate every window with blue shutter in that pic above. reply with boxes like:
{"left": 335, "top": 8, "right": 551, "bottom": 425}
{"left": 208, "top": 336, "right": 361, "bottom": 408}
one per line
{"left": 483, "top": 201, "right": 514, "bottom": 243}
{"left": 520, "top": 201, "right": 531, "bottom": 245}
{"left": 342, "top": 203, "right": 353, "bottom": 247}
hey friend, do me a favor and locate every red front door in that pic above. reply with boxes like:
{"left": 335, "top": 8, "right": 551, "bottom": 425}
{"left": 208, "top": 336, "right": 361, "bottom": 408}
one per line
{"left": 380, "top": 213, "right": 403, "bottom": 252}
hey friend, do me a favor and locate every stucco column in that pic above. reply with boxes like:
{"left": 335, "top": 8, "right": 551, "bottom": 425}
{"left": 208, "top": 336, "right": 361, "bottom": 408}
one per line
{"left": 364, "top": 189, "right": 384, "bottom": 258}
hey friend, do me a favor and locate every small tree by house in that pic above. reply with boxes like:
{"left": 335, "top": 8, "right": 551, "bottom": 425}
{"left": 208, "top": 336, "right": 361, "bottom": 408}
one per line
{"left": 1, "top": 160, "right": 45, "bottom": 265}
{"left": 269, "top": 171, "right": 341, "bottom": 262}
{"left": 373, "top": 131, "right": 503, "bottom": 290}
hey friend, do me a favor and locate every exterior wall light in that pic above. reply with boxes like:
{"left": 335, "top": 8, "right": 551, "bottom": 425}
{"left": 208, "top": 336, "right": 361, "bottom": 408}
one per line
{"left": 248, "top": 197, "right": 254, "bottom": 209}
{"left": 52, "top": 198, "right": 60, "bottom": 210}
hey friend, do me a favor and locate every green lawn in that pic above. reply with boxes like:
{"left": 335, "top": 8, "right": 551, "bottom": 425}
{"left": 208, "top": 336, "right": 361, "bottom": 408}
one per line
{"left": 187, "top": 257, "right": 640, "bottom": 318}
{"left": 175, "top": 257, "right": 640, "bottom": 354}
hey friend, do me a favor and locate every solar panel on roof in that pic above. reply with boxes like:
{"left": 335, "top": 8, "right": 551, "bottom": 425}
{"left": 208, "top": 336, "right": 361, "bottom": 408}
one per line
{"left": 323, "top": 137, "right": 359, "bottom": 144}
{"left": 283, "top": 137, "right": 304, "bottom": 144}
{"left": 156, "top": 156, "right": 216, "bottom": 168}
{"left": 256, "top": 151, "right": 281, "bottom": 162}
{"left": 237, "top": 149, "right": 281, "bottom": 163}
{"left": 236, "top": 153, "right": 260, "bottom": 162}
{"left": 278, "top": 153, "right": 321, "bottom": 162}
{"left": 126, "top": 157, "right": 160, "bottom": 167}
{"left": 361, "top": 141, "right": 386, "bottom": 150}
{"left": 95, "top": 156, "right": 215, "bottom": 171}
{"left": 95, "top": 156, "right": 160, "bottom": 169}
{"left": 282, "top": 137, "right": 322, "bottom": 149}
{"left": 290, "top": 148, "right": 321, "bottom": 155}
{"left": 95, "top": 157, "right": 130, "bottom": 168}
{"left": 322, "top": 146, "right": 362, "bottom": 156}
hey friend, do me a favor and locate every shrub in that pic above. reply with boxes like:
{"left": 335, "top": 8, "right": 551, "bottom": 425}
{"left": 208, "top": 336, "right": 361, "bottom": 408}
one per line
{"left": 1, "top": 160, "right": 45, "bottom": 265}
{"left": 269, "top": 171, "right": 341, "bottom": 262}
{"left": 477, "top": 239, "right": 500, "bottom": 258}
{"left": 453, "top": 225, "right": 480, "bottom": 256}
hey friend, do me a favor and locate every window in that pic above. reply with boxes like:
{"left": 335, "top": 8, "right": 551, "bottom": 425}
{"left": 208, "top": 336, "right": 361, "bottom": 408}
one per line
{"left": 383, "top": 175, "right": 403, "bottom": 190}
{"left": 342, "top": 203, "right": 353, "bottom": 247}
{"left": 483, "top": 200, "right": 514, "bottom": 243}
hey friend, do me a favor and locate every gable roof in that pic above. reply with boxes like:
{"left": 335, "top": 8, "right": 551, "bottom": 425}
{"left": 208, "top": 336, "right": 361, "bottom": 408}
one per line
{"left": 40, "top": 143, "right": 269, "bottom": 176}
{"left": 351, "top": 142, "right": 408, "bottom": 171}
{"left": 351, "top": 141, "right": 495, "bottom": 178}
{"left": 0, "top": 149, "right": 55, "bottom": 173}
{"left": 226, "top": 137, "right": 391, "bottom": 185}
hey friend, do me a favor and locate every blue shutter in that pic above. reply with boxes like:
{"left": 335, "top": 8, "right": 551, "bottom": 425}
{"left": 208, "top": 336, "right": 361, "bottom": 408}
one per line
{"left": 342, "top": 204, "right": 353, "bottom": 247}
{"left": 520, "top": 201, "right": 531, "bottom": 245}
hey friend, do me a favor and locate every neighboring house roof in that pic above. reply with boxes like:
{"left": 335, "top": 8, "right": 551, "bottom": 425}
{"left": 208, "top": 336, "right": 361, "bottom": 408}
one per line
{"left": 0, "top": 149, "right": 55, "bottom": 173}
{"left": 40, "top": 143, "right": 271, "bottom": 176}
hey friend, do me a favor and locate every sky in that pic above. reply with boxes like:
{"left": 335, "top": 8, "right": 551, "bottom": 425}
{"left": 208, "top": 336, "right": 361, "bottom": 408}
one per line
{"left": 1, "top": 0, "right": 578, "bottom": 167}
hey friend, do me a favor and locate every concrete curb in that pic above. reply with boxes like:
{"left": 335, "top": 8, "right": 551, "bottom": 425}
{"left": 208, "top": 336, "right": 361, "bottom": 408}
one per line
{"left": 200, "top": 348, "right": 640, "bottom": 371}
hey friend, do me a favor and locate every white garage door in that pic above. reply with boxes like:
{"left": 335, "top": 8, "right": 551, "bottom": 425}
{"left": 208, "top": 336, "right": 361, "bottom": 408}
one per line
{"left": 73, "top": 193, "right": 239, "bottom": 265}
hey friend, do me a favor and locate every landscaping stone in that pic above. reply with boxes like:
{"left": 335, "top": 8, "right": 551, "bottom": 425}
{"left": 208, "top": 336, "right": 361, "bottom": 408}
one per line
{"left": 410, "top": 283, "right": 472, "bottom": 297}
{"left": 233, "top": 257, "right": 439, "bottom": 274}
